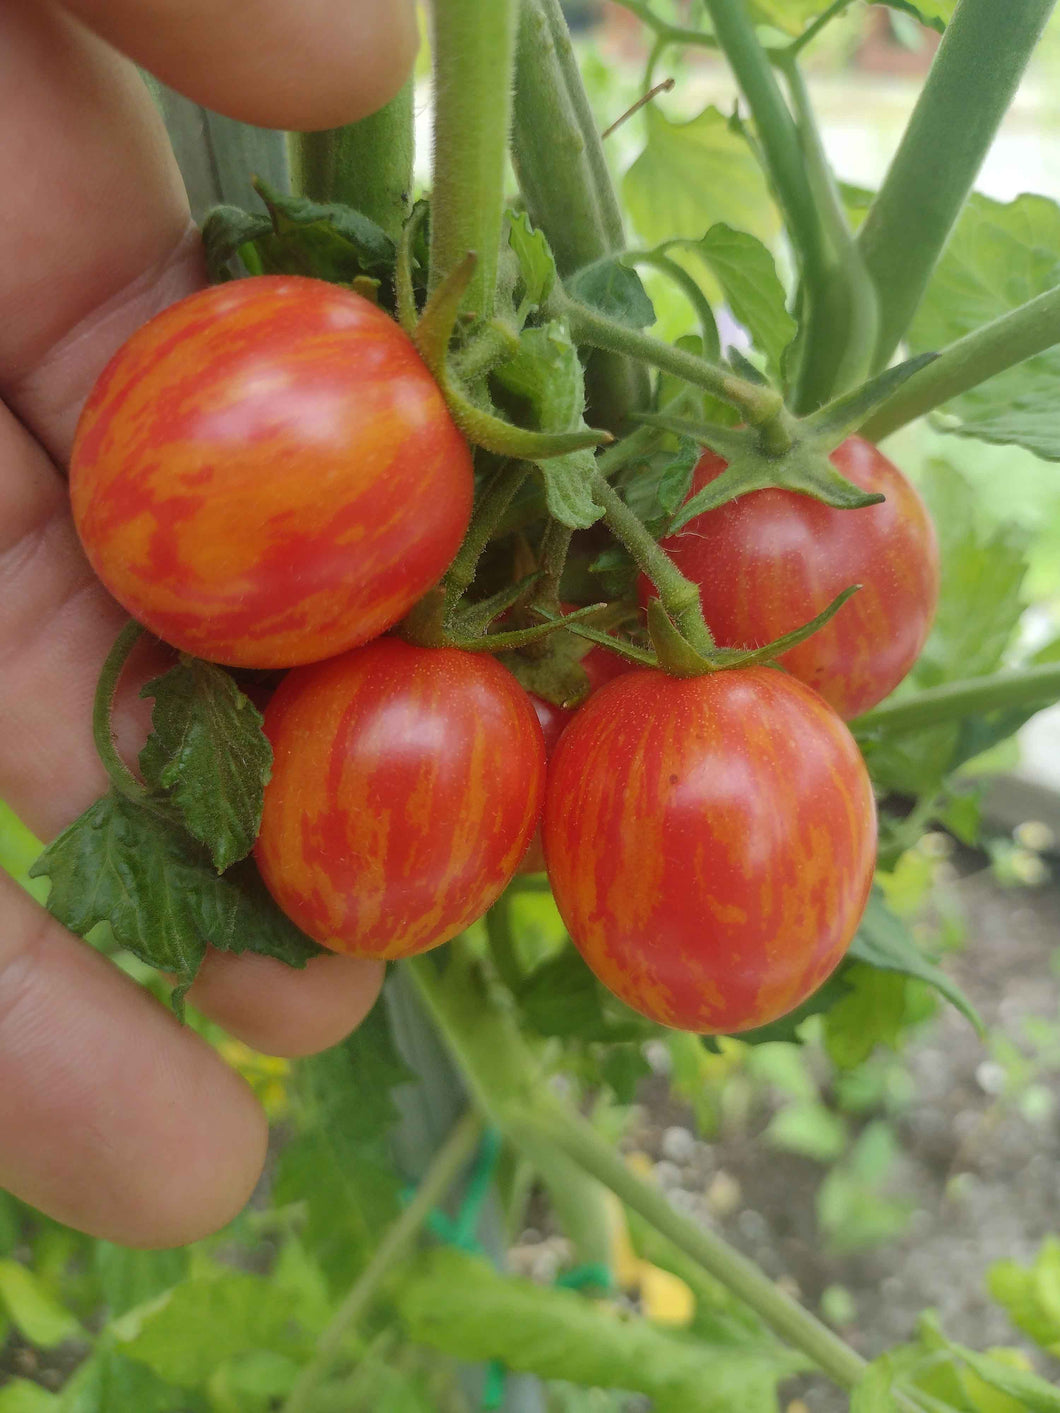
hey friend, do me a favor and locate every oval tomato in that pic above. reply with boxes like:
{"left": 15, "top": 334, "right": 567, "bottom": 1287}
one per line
{"left": 542, "top": 665, "right": 876, "bottom": 1033}
{"left": 642, "top": 437, "right": 939, "bottom": 719}
{"left": 255, "top": 637, "right": 546, "bottom": 959}
{"left": 71, "top": 276, "right": 473, "bottom": 668}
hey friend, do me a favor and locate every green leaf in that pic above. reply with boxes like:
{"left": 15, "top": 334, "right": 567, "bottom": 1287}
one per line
{"left": 58, "top": 1343, "right": 200, "bottom": 1413}
{"left": 910, "top": 193, "right": 1060, "bottom": 459}
{"left": 0, "top": 1381, "right": 60, "bottom": 1413}
{"left": 0, "top": 1260, "right": 81, "bottom": 1348}
{"left": 206, "top": 1352, "right": 301, "bottom": 1413}
{"left": 624, "top": 107, "right": 778, "bottom": 266}
{"left": 493, "top": 323, "right": 604, "bottom": 529}
{"left": 508, "top": 210, "right": 557, "bottom": 311}
{"left": 113, "top": 1272, "right": 319, "bottom": 1389}
{"left": 397, "top": 1249, "right": 808, "bottom": 1407}
{"left": 566, "top": 257, "right": 655, "bottom": 331}
{"left": 92, "top": 1243, "right": 187, "bottom": 1320}
{"left": 848, "top": 889, "right": 983, "bottom": 1033}
{"left": 823, "top": 966, "right": 910, "bottom": 1070}
{"left": 817, "top": 1124, "right": 914, "bottom": 1253}
{"left": 664, "top": 226, "right": 795, "bottom": 379}
{"left": 515, "top": 947, "right": 654, "bottom": 1044}
{"left": 274, "top": 1002, "right": 411, "bottom": 1291}
{"left": 252, "top": 177, "right": 396, "bottom": 282}
{"left": 922, "top": 1317, "right": 1060, "bottom": 1412}
{"left": 139, "top": 659, "right": 271, "bottom": 872}
{"left": 199, "top": 205, "right": 273, "bottom": 282}
{"left": 29, "top": 792, "right": 321, "bottom": 1009}
{"left": 850, "top": 1359, "right": 898, "bottom": 1412}
{"left": 763, "top": 1101, "right": 848, "bottom": 1162}
{"left": 886, "top": 0, "right": 955, "bottom": 30}
{"left": 987, "top": 1237, "right": 1060, "bottom": 1357}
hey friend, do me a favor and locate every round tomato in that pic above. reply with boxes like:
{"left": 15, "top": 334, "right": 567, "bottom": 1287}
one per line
{"left": 642, "top": 437, "right": 939, "bottom": 719}
{"left": 542, "top": 665, "right": 876, "bottom": 1033}
{"left": 255, "top": 637, "right": 546, "bottom": 959}
{"left": 70, "top": 276, "right": 473, "bottom": 668}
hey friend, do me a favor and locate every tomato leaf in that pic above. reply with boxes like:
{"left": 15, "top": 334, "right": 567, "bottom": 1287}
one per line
{"left": 0, "top": 1261, "right": 82, "bottom": 1349}
{"left": 251, "top": 177, "right": 396, "bottom": 279}
{"left": 656, "top": 226, "right": 795, "bottom": 380}
{"left": 28, "top": 793, "right": 320, "bottom": 1013}
{"left": 848, "top": 888, "right": 983, "bottom": 1034}
{"left": 200, "top": 205, "right": 273, "bottom": 282}
{"left": 987, "top": 1238, "right": 1060, "bottom": 1358}
{"left": 396, "top": 1248, "right": 808, "bottom": 1405}
{"left": 507, "top": 210, "right": 557, "bottom": 312}
{"left": 917, "top": 1315, "right": 1060, "bottom": 1412}
{"left": 910, "top": 193, "right": 1060, "bottom": 459}
{"left": 139, "top": 659, "right": 272, "bottom": 872}
{"left": 514, "top": 947, "right": 655, "bottom": 1043}
{"left": 493, "top": 323, "right": 604, "bottom": 528}
{"left": 624, "top": 106, "right": 778, "bottom": 270}
{"left": 566, "top": 257, "right": 655, "bottom": 331}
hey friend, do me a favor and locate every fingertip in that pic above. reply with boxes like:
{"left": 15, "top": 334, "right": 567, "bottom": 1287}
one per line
{"left": 187, "top": 949, "right": 386, "bottom": 1060}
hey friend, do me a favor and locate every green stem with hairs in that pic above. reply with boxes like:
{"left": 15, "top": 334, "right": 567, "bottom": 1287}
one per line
{"left": 851, "top": 663, "right": 1060, "bottom": 737}
{"left": 93, "top": 620, "right": 147, "bottom": 805}
{"left": 443, "top": 461, "right": 530, "bottom": 617}
{"left": 629, "top": 250, "right": 721, "bottom": 359}
{"left": 860, "top": 284, "right": 1060, "bottom": 442}
{"left": 292, "top": 80, "right": 413, "bottom": 239}
{"left": 560, "top": 293, "right": 787, "bottom": 434}
{"left": 281, "top": 1111, "right": 482, "bottom": 1413}
{"left": 591, "top": 474, "right": 714, "bottom": 656}
{"left": 858, "top": 0, "right": 1057, "bottom": 370}
{"left": 429, "top": 0, "right": 520, "bottom": 317}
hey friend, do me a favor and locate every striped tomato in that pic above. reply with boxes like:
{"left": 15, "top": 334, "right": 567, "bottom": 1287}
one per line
{"left": 542, "top": 665, "right": 876, "bottom": 1034}
{"left": 70, "top": 276, "right": 473, "bottom": 668}
{"left": 255, "top": 638, "right": 546, "bottom": 959}
{"left": 642, "top": 437, "right": 939, "bottom": 719}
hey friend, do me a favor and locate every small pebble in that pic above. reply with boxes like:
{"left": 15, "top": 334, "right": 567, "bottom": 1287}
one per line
{"left": 661, "top": 1125, "right": 696, "bottom": 1164}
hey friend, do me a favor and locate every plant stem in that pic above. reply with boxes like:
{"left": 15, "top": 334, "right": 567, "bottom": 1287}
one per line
{"left": 485, "top": 894, "right": 523, "bottom": 993}
{"left": 562, "top": 294, "right": 785, "bottom": 431}
{"left": 591, "top": 475, "right": 714, "bottom": 655}
{"left": 281, "top": 1110, "right": 482, "bottom": 1413}
{"left": 860, "top": 284, "right": 1060, "bottom": 442}
{"left": 93, "top": 620, "right": 147, "bottom": 805}
{"left": 612, "top": 0, "right": 718, "bottom": 55}
{"left": 444, "top": 461, "right": 530, "bottom": 617}
{"left": 851, "top": 663, "right": 1060, "bottom": 737}
{"left": 292, "top": 80, "right": 413, "bottom": 240}
{"left": 534, "top": 519, "right": 574, "bottom": 616}
{"left": 429, "top": 0, "right": 520, "bottom": 317}
{"left": 785, "top": 0, "right": 855, "bottom": 57}
{"left": 629, "top": 251, "right": 721, "bottom": 359}
{"left": 858, "top": 0, "right": 1057, "bottom": 371}
{"left": 512, "top": 0, "right": 647, "bottom": 430}
{"left": 510, "top": 1102, "right": 924, "bottom": 1406}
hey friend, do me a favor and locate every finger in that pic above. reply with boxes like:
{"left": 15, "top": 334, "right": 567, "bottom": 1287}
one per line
{"left": 0, "top": 410, "right": 382, "bottom": 1059}
{"left": 0, "top": 0, "right": 202, "bottom": 460}
{"left": 56, "top": 0, "right": 418, "bottom": 131}
{"left": 0, "top": 873, "right": 268, "bottom": 1247}
{"left": 186, "top": 951, "right": 385, "bottom": 1059}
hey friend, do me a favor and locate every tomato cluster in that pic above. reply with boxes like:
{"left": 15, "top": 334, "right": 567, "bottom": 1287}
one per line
{"left": 72, "top": 276, "right": 937, "bottom": 1035}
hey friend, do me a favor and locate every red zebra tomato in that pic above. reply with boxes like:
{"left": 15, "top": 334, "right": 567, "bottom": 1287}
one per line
{"left": 642, "top": 437, "right": 939, "bottom": 719}
{"left": 542, "top": 666, "right": 877, "bottom": 1034}
{"left": 255, "top": 638, "right": 546, "bottom": 959}
{"left": 70, "top": 276, "right": 473, "bottom": 668}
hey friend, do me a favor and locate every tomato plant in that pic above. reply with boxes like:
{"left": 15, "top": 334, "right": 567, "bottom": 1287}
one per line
{"left": 543, "top": 665, "right": 877, "bottom": 1033}
{"left": 255, "top": 636, "right": 546, "bottom": 958}
{"left": 643, "top": 437, "right": 940, "bottom": 719}
{"left": 70, "top": 275, "right": 474, "bottom": 668}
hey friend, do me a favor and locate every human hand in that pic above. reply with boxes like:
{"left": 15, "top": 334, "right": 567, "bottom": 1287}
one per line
{"left": 0, "top": 0, "right": 416, "bottom": 1247}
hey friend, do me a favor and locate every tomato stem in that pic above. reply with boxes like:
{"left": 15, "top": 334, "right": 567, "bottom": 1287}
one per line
{"left": 857, "top": 0, "right": 1056, "bottom": 371}
{"left": 851, "top": 661, "right": 1060, "bottom": 737}
{"left": 859, "top": 283, "right": 1060, "bottom": 442}
{"left": 280, "top": 1109, "right": 482, "bottom": 1413}
{"left": 512, "top": 0, "right": 648, "bottom": 430}
{"left": 429, "top": 0, "right": 520, "bottom": 318}
{"left": 590, "top": 474, "right": 715, "bottom": 657}
{"left": 560, "top": 291, "right": 788, "bottom": 436}
{"left": 291, "top": 79, "right": 413, "bottom": 240}
{"left": 443, "top": 461, "right": 530, "bottom": 619}
{"left": 92, "top": 620, "right": 148, "bottom": 805}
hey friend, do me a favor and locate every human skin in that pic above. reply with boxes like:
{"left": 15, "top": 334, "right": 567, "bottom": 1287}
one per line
{"left": 0, "top": 0, "right": 415, "bottom": 1247}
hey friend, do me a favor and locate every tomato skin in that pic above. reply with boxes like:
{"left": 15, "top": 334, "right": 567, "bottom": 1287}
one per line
{"left": 642, "top": 437, "right": 939, "bottom": 719}
{"left": 70, "top": 276, "right": 473, "bottom": 668}
{"left": 255, "top": 638, "right": 546, "bottom": 959}
{"left": 542, "top": 666, "right": 876, "bottom": 1034}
